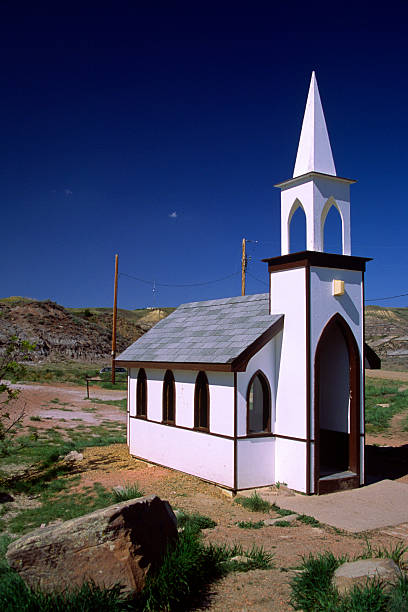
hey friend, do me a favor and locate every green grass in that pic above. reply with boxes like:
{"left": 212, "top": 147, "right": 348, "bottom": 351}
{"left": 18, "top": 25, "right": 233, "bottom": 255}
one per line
{"left": 234, "top": 492, "right": 271, "bottom": 513}
{"left": 289, "top": 546, "right": 408, "bottom": 611}
{"left": 85, "top": 397, "right": 127, "bottom": 411}
{"left": 236, "top": 520, "right": 265, "bottom": 529}
{"left": 14, "top": 362, "right": 128, "bottom": 390}
{"left": 112, "top": 483, "right": 145, "bottom": 503}
{"left": 0, "top": 524, "right": 272, "bottom": 611}
{"left": 8, "top": 481, "right": 113, "bottom": 534}
{"left": 176, "top": 511, "right": 217, "bottom": 534}
{"left": 365, "top": 380, "right": 408, "bottom": 432}
{"left": 297, "top": 514, "right": 321, "bottom": 527}
{"left": 272, "top": 504, "right": 295, "bottom": 517}
{"left": 273, "top": 519, "right": 295, "bottom": 527}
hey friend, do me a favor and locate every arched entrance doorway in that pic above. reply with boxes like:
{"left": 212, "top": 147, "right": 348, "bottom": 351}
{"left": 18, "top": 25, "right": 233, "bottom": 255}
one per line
{"left": 314, "top": 314, "right": 360, "bottom": 494}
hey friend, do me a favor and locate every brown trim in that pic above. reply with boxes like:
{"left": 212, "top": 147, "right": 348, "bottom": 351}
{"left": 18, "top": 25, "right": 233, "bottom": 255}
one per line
{"left": 246, "top": 370, "right": 272, "bottom": 434}
{"left": 263, "top": 250, "right": 371, "bottom": 273}
{"left": 274, "top": 170, "right": 357, "bottom": 189}
{"left": 117, "top": 360, "right": 234, "bottom": 372}
{"left": 274, "top": 433, "right": 308, "bottom": 443}
{"left": 233, "top": 372, "right": 237, "bottom": 492}
{"left": 194, "top": 371, "right": 210, "bottom": 432}
{"left": 240, "top": 432, "right": 275, "bottom": 439}
{"left": 231, "top": 317, "right": 284, "bottom": 371}
{"left": 130, "top": 413, "right": 309, "bottom": 445}
{"left": 162, "top": 369, "right": 176, "bottom": 425}
{"left": 129, "top": 414, "right": 234, "bottom": 440}
{"left": 305, "top": 264, "right": 311, "bottom": 495}
{"left": 318, "top": 474, "right": 359, "bottom": 495}
{"left": 314, "top": 313, "right": 361, "bottom": 494}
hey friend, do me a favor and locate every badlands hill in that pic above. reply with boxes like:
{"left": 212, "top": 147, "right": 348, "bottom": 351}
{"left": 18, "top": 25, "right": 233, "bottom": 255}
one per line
{"left": 0, "top": 297, "right": 174, "bottom": 363}
{"left": 0, "top": 297, "right": 407, "bottom": 370}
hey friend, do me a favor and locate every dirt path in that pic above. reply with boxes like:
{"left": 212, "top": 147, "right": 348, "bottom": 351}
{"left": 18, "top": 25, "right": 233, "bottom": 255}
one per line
{"left": 366, "top": 369, "right": 408, "bottom": 382}
{"left": 8, "top": 382, "right": 126, "bottom": 433}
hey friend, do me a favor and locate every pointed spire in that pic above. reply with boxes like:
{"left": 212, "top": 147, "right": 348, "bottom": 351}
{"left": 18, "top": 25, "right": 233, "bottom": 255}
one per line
{"left": 293, "top": 71, "right": 336, "bottom": 178}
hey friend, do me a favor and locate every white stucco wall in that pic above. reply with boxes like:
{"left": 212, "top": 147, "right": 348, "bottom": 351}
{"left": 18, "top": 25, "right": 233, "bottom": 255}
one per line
{"left": 129, "top": 418, "right": 234, "bottom": 487}
{"left": 207, "top": 371, "right": 234, "bottom": 437}
{"left": 270, "top": 267, "right": 307, "bottom": 440}
{"left": 275, "top": 437, "right": 307, "bottom": 492}
{"left": 127, "top": 367, "right": 235, "bottom": 488}
{"left": 236, "top": 339, "right": 276, "bottom": 437}
{"left": 237, "top": 437, "right": 275, "bottom": 489}
{"left": 310, "top": 266, "right": 364, "bottom": 433}
{"left": 310, "top": 265, "right": 364, "bottom": 486}
{"left": 280, "top": 176, "right": 351, "bottom": 255}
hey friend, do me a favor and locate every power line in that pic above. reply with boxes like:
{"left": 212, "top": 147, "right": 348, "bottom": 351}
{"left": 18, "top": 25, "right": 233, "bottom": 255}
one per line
{"left": 246, "top": 270, "right": 268, "bottom": 286}
{"left": 119, "top": 269, "right": 240, "bottom": 288}
{"left": 366, "top": 292, "right": 408, "bottom": 302}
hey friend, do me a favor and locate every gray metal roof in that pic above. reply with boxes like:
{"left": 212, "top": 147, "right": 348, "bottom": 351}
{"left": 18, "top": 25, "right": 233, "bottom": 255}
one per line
{"left": 117, "top": 293, "right": 283, "bottom": 366}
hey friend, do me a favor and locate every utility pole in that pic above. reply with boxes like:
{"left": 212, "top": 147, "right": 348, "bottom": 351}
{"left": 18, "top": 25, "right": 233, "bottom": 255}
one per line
{"left": 241, "top": 238, "right": 247, "bottom": 296}
{"left": 111, "top": 254, "right": 119, "bottom": 384}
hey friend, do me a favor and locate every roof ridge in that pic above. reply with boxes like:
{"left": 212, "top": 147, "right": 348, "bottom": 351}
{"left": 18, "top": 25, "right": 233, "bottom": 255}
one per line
{"left": 179, "top": 293, "right": 268, "bottom": 310}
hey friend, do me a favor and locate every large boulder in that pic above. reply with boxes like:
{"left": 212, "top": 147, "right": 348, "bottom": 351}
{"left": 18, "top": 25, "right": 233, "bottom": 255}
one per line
{"left": 6, "top": 494, "right": 177, "bottom": 595}
{"left": 333, "top": 558, "right": 401, "bottom": 594}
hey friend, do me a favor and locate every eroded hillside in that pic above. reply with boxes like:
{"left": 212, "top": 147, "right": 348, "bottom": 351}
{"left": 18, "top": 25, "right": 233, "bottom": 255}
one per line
{"left": 0, "top": 298, "right": 173, "bottom": 362}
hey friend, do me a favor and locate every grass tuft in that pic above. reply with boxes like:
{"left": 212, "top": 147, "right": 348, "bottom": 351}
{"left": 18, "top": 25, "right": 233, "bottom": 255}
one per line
{"left": 234, "top": 492, "right": 271, "bottom": 513}
{"left": 176, "top": 511, "right": 217, "bottom": 534}
{"left": 236, "top": 520, "right": 265, "bottom": 529}
{"left": 111, "top": 483, "right": 145, "bottom": 503}
{"left": 297, "top": 514, "right": 321, "bottom": 527}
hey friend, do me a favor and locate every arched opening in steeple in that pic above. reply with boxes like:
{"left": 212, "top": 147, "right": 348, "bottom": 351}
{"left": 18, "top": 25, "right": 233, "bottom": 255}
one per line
{"left": 288, "top": 199, "right": 307, "bottom": 253}
{"left": 321, "top": 198, "right": 344, "bottom": 254}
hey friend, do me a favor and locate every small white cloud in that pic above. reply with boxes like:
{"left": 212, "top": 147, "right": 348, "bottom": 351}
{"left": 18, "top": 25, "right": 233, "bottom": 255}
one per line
{"left": 168, "top": 211, "right": 177, "bottom": 219}
{"left": 64, "top": 189, "right": 73, "bottom": 196}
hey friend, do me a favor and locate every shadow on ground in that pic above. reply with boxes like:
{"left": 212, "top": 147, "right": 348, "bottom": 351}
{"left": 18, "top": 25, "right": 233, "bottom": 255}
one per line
{"left": 365, "top": 443, "right": 408, "bottom": 483}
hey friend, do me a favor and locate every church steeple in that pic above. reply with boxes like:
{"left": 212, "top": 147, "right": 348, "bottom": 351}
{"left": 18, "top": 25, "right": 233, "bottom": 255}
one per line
{"left": 293, "top": 72, "right": 336, "bottom": 178}
{"left": 276, "top": 72, "right": 354, "bottom": 256}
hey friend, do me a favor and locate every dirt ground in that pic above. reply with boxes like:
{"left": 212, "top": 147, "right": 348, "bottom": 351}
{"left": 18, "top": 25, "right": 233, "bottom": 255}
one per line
{"left": 5, "top": 381, "right": 408, "bottom": 611}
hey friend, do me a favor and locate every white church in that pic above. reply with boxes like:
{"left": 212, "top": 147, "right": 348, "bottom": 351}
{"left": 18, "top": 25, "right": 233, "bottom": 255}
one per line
{"left": 117, "top": 72, "right": 379, "bottom": 495}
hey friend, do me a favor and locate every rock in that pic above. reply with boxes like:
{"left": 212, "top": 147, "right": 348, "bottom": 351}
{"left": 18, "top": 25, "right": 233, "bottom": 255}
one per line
{"left": 230, "top": 555, "right": 251, "bottom": 564}
{"left": 264, "top": 514, "right": 298, "bottom": 525}
{"left": 61, "top": 450, "right": 83, "bottom": 462}
{"left": 333, "top": 558, "right": 401, "bottom": 594}
{"left": 7, "top": 494, "right": 178, "bottom": 595}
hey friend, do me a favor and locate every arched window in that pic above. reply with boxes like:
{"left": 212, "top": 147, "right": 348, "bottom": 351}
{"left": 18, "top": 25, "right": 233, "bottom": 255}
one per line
{"left": 247, "top": 371, "right": 271, "bottom": 434}
{"left": 162, "top": 370, "right": 175, "bottom": 424}
{"left": 288, "top": 201, "right": 307, "bottom": 253}
{"left": 322, "top": 202, "right": 343, "bottom": 254}
{"left": 136, "top": 368, "right": 147, "bottom": 417}
{"left": 194, "top": 371, "right": 209, "bottom": 431}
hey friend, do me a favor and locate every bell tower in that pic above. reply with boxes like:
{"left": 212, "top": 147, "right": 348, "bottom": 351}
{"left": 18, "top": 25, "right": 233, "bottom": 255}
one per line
{"left": 264, "top": 72, "right": 371, "bottom": 495}
{"left": 277, "top": 71, "right": 354, "bottom": 256}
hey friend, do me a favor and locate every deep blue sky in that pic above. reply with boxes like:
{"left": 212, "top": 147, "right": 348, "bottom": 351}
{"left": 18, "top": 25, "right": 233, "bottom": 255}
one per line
{"left": 1, "top": 4, "right": 408, "bottom": 308}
